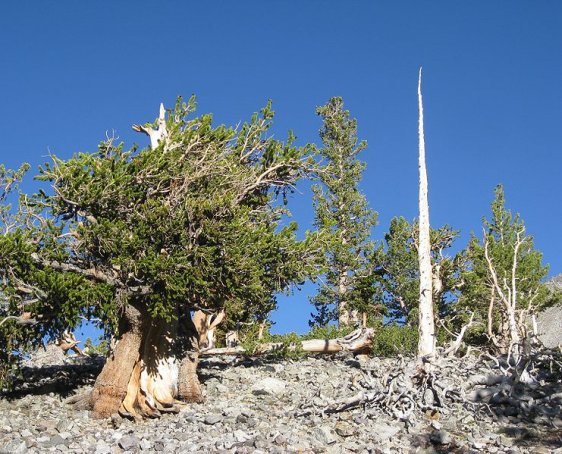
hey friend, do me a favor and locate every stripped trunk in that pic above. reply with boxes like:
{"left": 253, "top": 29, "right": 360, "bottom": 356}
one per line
{"left": 417, "top": 68, "right": 436, "bottom": 359}
{"left": 201, "top": 327, "right": 375, "bottom": 356}
{"left": 338, "top": 269, "right": 360, "bottom": 327}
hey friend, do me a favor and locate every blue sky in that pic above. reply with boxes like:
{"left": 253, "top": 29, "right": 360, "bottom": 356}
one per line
{"left": 1, "top": 2, "right": 561, "bottom": 337}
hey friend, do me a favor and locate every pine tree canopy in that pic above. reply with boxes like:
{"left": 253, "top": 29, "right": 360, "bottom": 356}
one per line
{"left": 0, "top": 97, "right": 322, "bottom": 379}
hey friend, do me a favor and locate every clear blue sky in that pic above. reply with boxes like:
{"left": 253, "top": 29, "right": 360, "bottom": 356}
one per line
{"left": 1, "top": 2, "right": 561, "bottom": 337}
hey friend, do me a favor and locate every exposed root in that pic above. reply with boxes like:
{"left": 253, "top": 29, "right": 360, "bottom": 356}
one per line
{"left": 296, "top": 348, "right": 562, "bottom": 428}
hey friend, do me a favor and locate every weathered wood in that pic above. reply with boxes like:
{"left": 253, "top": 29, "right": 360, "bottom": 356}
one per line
{"left": 417, "top": 68, "right": 436, "bottom": 359}
{"left": 200, "top": 328, "right": 374, "bottom": 356}
{"left": 132, "top": 103, "right": 168, "bottom": 149}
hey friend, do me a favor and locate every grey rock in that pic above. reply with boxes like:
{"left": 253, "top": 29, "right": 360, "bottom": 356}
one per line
{"left": 153, "top": 440, "right": 166, "bottom": 451}
{"left": 273, "top": 433, "right": 287, "bottom": 445}
{"left": 374, "top": 422, "right": 400, "bottom": 441}
{"left": 313, "top": 426, "right": 337, "bottom": 445}
{"left": 253, "top": 435, "right": 269, "bottom": 450}
{"left": 94, "top": 441, "right": 111, "bottom": 454}
{"left": 335, "top": 421, "right": 356, "bottom": 437}
{"left": 139, "top": 438, "right": 152, "bottom": 451}
{"left": 118, "top": 435, "right": 139, "bottom": 451}
{"left": 251, "top": 378, "right": 287, "bottom": 396}
{"left": 430, "top": 429, "right": 452, "bottom": 445}
{"left": 233, "top": 430, "right": 251, "bottom": 442}
{"left": 56, "top": 419, "right": 73, "bottom": 433}
{"left": 24, "top": 344, "right": 67, "bottom": 368}
{"left": 204, "top": 414, "right": 223, "bottom": 425}
{"left": 42, "top": 433, "right": 68, "bottom": 447}
{"left": 423, "top": 388, "right": 435, "bottom": 406}
{"left": 3, "top": 439, "right": 27, "bottom": 453}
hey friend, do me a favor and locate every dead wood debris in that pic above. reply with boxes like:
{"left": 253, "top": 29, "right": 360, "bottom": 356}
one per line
{"left": 295, "top": 348, "right": 562, "bottom": 427}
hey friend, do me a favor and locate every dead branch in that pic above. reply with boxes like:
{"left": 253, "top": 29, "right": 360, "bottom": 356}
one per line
{"left": 132, "top": 103, "right": 168, "bottom": 149}
{"left": 442, "top": 312, "right": 476, "bottom": 357}
{"left": 0, "top": 312, "right": 38, "bottom": 328}
{"left": 201, "top": 328, "right": 374, "bottom": 356}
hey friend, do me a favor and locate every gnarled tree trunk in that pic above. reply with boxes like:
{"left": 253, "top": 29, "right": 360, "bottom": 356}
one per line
{"left": 91, "top": 305, "right": 204, "bottom": 419}
{"left": 91, "top": 304, "right": 144, "bottom": 417}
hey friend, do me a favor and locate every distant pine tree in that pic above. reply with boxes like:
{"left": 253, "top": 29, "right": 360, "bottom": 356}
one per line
{"left": 309, "top": 97, "right": 378, "bottom": 328}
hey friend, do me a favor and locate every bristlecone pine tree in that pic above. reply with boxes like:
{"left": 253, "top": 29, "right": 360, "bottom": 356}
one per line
{"left": 309, "top": 97, "right": 378, "bottom": 328}
{"left": 0, "top": 97, "right": 320, "bottom": 418}
{"left": 459, "top": 185, "right": 551, "bottom": 359}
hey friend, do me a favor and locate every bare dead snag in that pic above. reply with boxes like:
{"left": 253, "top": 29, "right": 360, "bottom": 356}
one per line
{"left": 0, "top": 312, "right": 37, "bottom": 328}
{"left": 483, "top": 229, "right": 528, "bottom": 361}
{"left": 441, "top": 312, "right": 476, "bottom": 357}
{"left": 226, "top": 330, "right": 240, "bottom": 347}
{"left": 55, "top": 331, "right": 85, "bottom": 356}
{"left": 417, "top": 68, "right": 436, "bottom": 360}
{"left": 132, "top": 103, "right": 168, "bottom": 149}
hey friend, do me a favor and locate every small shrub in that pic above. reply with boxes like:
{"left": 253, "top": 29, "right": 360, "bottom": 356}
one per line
{"left": 302, "top": 324, "right": 356, "bottom": 341}
{"left": 372, "top": 323, "right": 418, "bottom": 356}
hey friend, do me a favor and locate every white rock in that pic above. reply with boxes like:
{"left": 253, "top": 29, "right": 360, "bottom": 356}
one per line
{"left": 251, "top": 378, "right": 287, "bottom": 396}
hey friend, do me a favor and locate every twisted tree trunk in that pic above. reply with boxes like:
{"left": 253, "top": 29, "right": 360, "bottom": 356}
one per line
{"left": 91, "top": 305, "right": 144, "bottom": 417}
{"left": 91, "top": 305, "right": 204, "bottom": 419}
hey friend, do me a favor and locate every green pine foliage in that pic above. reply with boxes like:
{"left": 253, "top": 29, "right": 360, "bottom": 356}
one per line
{"left": 376, "top": 216, "right": 464, "bottom": 325}
{"left": 309, "top": 97, "right": 379, "bottom": 327}
{"left": 83, "top": 337, "right": 110, "bottom": 356}
{"left": 0, "top": 97, "right": 322, "bottom": 387}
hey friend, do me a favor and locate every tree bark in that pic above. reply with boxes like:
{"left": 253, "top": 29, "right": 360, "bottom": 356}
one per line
{"left": 338, "top": 269, "right": 350, "bottom": 327}
{"left": 178, "top": 352, "right": 204, "bottom": 403}
{"left": 91, "top": 305, "right": 205, "bottom": 419}
{"left": 177, "top": 313, "right": 204, "bottom": 403}
{"left": 91, "top": 304, "right": 144, "bottom": 418}
{"left": 417, "top": 68, "right": 436, "bottom": 359}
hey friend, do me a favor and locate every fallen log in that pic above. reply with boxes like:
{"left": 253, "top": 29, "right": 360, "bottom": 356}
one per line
{"left": 200, "top": 328, "right": 375, "bottom": 356}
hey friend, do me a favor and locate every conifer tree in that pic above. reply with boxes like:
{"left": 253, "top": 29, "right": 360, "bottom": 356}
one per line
{"left": 377, "top": 216, "right": 463, "bottom": 325}
{"left": 309, "top": 97, "right": 378, "bottom": 328}
{"left": 0, "top": 98, "right": 320, "bottom": 417}
{"left": 459, "top": 185, "right": 552, "bottom": 357}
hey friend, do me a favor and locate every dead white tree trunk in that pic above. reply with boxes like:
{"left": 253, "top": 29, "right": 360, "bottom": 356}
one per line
{"left": 417, "top": 68, "right": 436, "bottom": 360}
{"left": 483, "top": 229, "right": 526, "bottom": 361}
{"left": 0, "top": 311, "right": 37, "bottom": 328}
{"left": 225, "top": 330, "right": 240, "bottom": 347}
{"left": 55, "top": 331, "right": 85, "bottom": 356}
{"left": 132, "top": 103, "right": 168, "bottom": 149}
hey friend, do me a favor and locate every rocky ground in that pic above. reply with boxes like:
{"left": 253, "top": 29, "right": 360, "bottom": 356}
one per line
{"left": 1, "top": 349, "right": 561, "bottom": 453}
